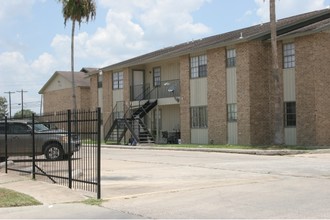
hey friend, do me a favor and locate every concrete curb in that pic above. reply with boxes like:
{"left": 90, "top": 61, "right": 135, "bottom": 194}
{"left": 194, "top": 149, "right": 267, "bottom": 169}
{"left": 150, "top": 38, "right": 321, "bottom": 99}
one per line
{"left": 101, "top": 144, "right": 316, "bottom": 156}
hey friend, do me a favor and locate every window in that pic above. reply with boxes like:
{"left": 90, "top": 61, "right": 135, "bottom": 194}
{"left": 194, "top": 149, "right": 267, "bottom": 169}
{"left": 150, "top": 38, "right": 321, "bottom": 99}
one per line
{"left": 113, "top": 72, "right": 123, "bottom": 89}
{"left": 284, "top": 102, "right": 296, "bottom": 127}
{"left": 190, "top": 106, "right": 208, "bottom": 128}
{"left": 190, "top": 55, "right": 207, "bottom": 78}
{"left": 226, "top": 49, "right": 236, "bottom": 68}
{"left": 153, "top": 67, "right": 161, "bottom": 87}
{"left": 8, "top": 123, "right": 30, "bottom": 134}
{"left": 97, "top": 74, "right": 103, "bottom": 88}
{"left": 283, "top": 43, "right": 295, "bottom": 69}
{"left": 227, "top": 104, "right": 237, "bottom": 122}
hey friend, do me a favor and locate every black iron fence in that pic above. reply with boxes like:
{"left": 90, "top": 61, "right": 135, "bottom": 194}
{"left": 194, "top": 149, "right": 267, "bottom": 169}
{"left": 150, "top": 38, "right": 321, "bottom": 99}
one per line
{"left": 0, "top": 108, "right": 101, "bottom": 199}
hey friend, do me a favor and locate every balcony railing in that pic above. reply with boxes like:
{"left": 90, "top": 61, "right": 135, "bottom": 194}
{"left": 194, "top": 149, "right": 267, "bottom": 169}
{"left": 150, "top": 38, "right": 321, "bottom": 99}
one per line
{"left": 131, "top": 79, "right": 180, "bottom": 101}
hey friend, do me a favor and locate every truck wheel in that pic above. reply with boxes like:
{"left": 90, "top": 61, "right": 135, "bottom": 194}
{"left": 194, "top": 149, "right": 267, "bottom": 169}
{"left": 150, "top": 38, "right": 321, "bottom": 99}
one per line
{"left": 44, "top": 143, "right": 63, "bottom": 160}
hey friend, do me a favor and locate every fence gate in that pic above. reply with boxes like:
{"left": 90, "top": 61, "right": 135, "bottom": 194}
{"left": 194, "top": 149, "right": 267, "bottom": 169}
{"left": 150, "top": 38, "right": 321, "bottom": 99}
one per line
{"left": 0, "top": 108, "right": 101, "bottom": 199}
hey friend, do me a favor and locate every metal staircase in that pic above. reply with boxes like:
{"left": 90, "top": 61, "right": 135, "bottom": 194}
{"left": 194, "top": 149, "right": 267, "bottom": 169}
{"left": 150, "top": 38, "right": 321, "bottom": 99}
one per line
{"left": 104, "top": 99, "right": 158, "bottom": 144}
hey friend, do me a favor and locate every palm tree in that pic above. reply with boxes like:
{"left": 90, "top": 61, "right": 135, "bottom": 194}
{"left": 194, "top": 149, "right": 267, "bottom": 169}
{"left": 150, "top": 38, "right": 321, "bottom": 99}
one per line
{"left": 269, "top": 0, "right": 284, "bottom": 145}
{"left": 57, "top": 0, "right": 96, "bottom": 111}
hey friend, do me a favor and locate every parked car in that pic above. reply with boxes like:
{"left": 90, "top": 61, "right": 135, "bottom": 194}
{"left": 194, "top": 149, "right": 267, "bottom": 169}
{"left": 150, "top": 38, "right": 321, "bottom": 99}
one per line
{"left": 0, "top": 120, "right": 80, "bottom": 162}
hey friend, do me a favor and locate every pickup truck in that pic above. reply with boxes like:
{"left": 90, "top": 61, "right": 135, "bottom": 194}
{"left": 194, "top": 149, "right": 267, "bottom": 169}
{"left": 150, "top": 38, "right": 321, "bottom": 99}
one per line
{"left": 0, "top": 120, "right": 80, "bottom": 162}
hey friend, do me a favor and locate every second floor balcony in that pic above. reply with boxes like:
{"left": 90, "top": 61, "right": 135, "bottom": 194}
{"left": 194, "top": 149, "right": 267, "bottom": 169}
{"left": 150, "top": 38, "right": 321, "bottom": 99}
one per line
{"left": 131, "top": 79, "right": 180, "bottom": 102}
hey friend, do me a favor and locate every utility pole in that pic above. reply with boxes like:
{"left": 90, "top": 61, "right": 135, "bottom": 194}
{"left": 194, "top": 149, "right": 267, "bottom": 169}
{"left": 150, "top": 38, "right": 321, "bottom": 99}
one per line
{"left": 4, "top": 91, "right": 15, "bottom": 118}
{"left": 17, "top": 89, "right": 28, "bottom": 119}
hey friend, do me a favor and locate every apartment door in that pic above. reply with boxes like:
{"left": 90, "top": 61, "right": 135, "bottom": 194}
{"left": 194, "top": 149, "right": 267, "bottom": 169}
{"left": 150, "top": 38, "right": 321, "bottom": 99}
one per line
{"left": 132, "top": 70, "right": 144, "bottom": 100}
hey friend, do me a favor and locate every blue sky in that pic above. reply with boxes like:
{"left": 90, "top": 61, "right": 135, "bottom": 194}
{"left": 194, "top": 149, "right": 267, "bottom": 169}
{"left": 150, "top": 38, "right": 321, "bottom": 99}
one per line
{"left": 0, "top": 0, "right": 329, "bottom": 114}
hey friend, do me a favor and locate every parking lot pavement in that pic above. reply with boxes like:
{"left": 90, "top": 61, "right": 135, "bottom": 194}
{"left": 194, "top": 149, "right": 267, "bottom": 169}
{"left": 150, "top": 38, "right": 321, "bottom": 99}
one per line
{"left": 99, "top": 148, "right": 330, "bottom": 219}
{"left": 1, "top": 147, "right": 330, "bottom": 219}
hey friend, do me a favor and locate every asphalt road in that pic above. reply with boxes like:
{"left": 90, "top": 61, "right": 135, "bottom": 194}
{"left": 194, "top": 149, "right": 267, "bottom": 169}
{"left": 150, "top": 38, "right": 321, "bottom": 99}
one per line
{"left": 100, "top": 148, "right": 330, "bottom": 219}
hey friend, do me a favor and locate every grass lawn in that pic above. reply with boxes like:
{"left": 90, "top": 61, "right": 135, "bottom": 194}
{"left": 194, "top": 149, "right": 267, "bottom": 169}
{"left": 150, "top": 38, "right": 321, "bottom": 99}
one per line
{"left": 0, "top": 187, "right": 42, "bottom": 208}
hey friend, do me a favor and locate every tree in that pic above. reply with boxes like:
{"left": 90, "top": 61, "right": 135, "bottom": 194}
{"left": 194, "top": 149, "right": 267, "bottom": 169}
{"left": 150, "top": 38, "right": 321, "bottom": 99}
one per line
{"left": 269, "top": 0, "right": 284, "bottom": 145}
{"left": 57, "top": 0, "right": 96, "bottom": 111}
{"left": 0, "top": 96, "right": 8, "bottom": 119}
{"left": 13, "top": 109, "right": 36, "bottom": 119}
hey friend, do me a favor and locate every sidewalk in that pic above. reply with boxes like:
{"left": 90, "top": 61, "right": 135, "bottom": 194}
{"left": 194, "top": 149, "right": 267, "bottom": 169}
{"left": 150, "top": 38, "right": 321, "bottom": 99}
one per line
{"left": 0, "top": 172, "right": 142, "bottom": 219}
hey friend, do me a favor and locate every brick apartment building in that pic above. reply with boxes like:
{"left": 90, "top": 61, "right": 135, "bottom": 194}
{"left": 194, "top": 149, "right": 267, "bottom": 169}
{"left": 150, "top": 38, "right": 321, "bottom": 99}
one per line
{"left": 50, "top": 9, "right": 330, "bottom": 146}
{"left": 39, "top": 68, "right": 97, "bottom": 113}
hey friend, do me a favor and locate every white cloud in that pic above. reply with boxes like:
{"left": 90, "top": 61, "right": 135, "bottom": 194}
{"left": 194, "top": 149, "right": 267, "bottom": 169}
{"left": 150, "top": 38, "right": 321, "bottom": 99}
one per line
{"left": 255, "top": 0, "right": 327, "bottom": 22}
{"left": 0, "top": 51, "right": 59, "bottom": 107}
{"left": 1, "top": 0, "right": 213, "bottom": 109}
{"left": 31, "top": 53, "right": 57, "bottom": 75}
{"left": 98, "top": 0, "right": 211, "bottom": 46}
{"left": 0, "top": 0, "right": 36, "bottom": 23}
{"left": 50, "top": 0, "right": 213, "bottom": 68}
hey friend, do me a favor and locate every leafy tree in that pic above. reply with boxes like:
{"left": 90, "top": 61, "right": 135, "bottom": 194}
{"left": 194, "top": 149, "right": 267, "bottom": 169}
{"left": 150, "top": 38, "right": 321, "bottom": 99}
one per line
{"left": 57, "top": 0, "right": 96, "bottom": 111}
{"left": 0, "top": 97, "right": 7, "bottom": 119}
{"left": 13, "top": 109, "right": 36, "bottom": 119}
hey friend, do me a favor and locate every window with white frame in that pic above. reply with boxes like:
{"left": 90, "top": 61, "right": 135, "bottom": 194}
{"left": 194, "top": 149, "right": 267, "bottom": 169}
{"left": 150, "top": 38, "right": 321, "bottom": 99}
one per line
{"left": 227, "top": 103, "right": 237, "bottom": 122}
{"left": 284, "top": 102, "right": 296, "bottom": 127}
{"left": 190, "top": 106, "right": 208, "bottom": 128}
{"left": 283, "top": 43, "right": 295, "bottom": 69}
{"left": 113, "top": 72, "right": 123, "bottom": 89}
{"left": 153, "top": 67, "right": 161, "bottom": 87}
{"left": 226, "top": 49, "right": 236, "bottom": 68}
{"left": 190, "top": 55, "right": 207, "bottom": 78}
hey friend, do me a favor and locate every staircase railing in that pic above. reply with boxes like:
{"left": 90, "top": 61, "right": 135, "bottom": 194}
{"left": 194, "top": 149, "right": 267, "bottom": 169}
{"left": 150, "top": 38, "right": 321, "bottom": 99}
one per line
{"left": 104, "top": 101, "right": 130, "bottom": 142}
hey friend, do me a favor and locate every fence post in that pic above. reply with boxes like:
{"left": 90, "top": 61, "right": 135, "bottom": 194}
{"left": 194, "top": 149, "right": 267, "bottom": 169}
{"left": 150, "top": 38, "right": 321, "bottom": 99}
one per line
{"left": 97, "top": 107, "right": 102, "bottom": 199}
{"left": 67, "top": 109, "right": 72, "bottom": 189}
{"left": 32, "top": 114, "right": 36, "bottom": 180}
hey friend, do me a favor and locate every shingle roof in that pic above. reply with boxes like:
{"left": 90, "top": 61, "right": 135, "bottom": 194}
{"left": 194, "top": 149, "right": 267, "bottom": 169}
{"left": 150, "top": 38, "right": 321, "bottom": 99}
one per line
{"left": 57, "top": 71, "right": 90, "bottom": 87}
{"left": 39, "top": 71, "right": 90, "bottom": 94}
{"left": 102, "top": 8, "right": 330, "bottom": 72}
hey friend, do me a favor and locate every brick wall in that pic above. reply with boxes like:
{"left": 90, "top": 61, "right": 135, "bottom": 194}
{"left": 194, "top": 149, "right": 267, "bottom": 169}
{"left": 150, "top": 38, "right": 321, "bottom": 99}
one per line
{"left": 207, "top": 47, "right": 227, "bottom": 144}
{"left": 43, "top": 87, "right": 90, "bottom": 113}
{"left": 179, "top": 55, "right": 191, "bottom": 144}
{"left": 296, "top": 32, "right": 330, "bottom": 145}
{"left": 102, "top": 71, "right": 113, "bottom": 120}
{"left": 248, "top": 41, "right": 272, "bottom": 145}
{"left": 90, "top": 75, "right": 98, "bottom": 109}
{"left": 78, "top": 87, "right": 91, "bottom": 110}
{"left": 43, "top": 88, "right": 72, "bottom": 113}
{"left": 236, "top": 43, "right": 252, "bottom": 145}
{"left": 123, "top": 68, "right": 130, "bottom": 112}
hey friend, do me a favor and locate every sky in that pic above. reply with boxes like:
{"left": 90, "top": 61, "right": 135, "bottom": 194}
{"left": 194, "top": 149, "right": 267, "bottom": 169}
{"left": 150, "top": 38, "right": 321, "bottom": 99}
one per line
{"left": 0, "top": 0, "right": 329, "bottom": 115}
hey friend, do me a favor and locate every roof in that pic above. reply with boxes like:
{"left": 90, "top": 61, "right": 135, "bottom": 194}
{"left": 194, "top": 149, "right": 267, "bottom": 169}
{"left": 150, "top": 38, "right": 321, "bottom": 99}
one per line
{"left": 39, "top": 71, "right": 90, "bottom": 94}
{"left": 101, "top": 8, "right": 330, "bottom": 72}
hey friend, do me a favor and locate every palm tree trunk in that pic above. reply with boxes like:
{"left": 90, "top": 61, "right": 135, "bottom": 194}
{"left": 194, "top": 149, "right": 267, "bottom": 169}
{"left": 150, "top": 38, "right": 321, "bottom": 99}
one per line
{"left": 270, "top": 0, "right": 284, "bottom": 145}
{"left": 71, "top": 19, "right": 77, "bottom": 112}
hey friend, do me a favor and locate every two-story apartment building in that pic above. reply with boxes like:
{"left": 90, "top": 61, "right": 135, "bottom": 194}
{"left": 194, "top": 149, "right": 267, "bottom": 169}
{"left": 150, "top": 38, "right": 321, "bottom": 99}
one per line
{"left": 88, "top": 9, "right": 330, "bottom": 146}
{"left": 40, "top": 68, "right": 97, "bottom": 113}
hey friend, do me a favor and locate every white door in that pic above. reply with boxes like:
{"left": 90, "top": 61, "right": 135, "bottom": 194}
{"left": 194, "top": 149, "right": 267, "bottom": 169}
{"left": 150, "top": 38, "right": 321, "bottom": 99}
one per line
{"left": 133, "top": 70, "right": 144, "bottom": 100}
